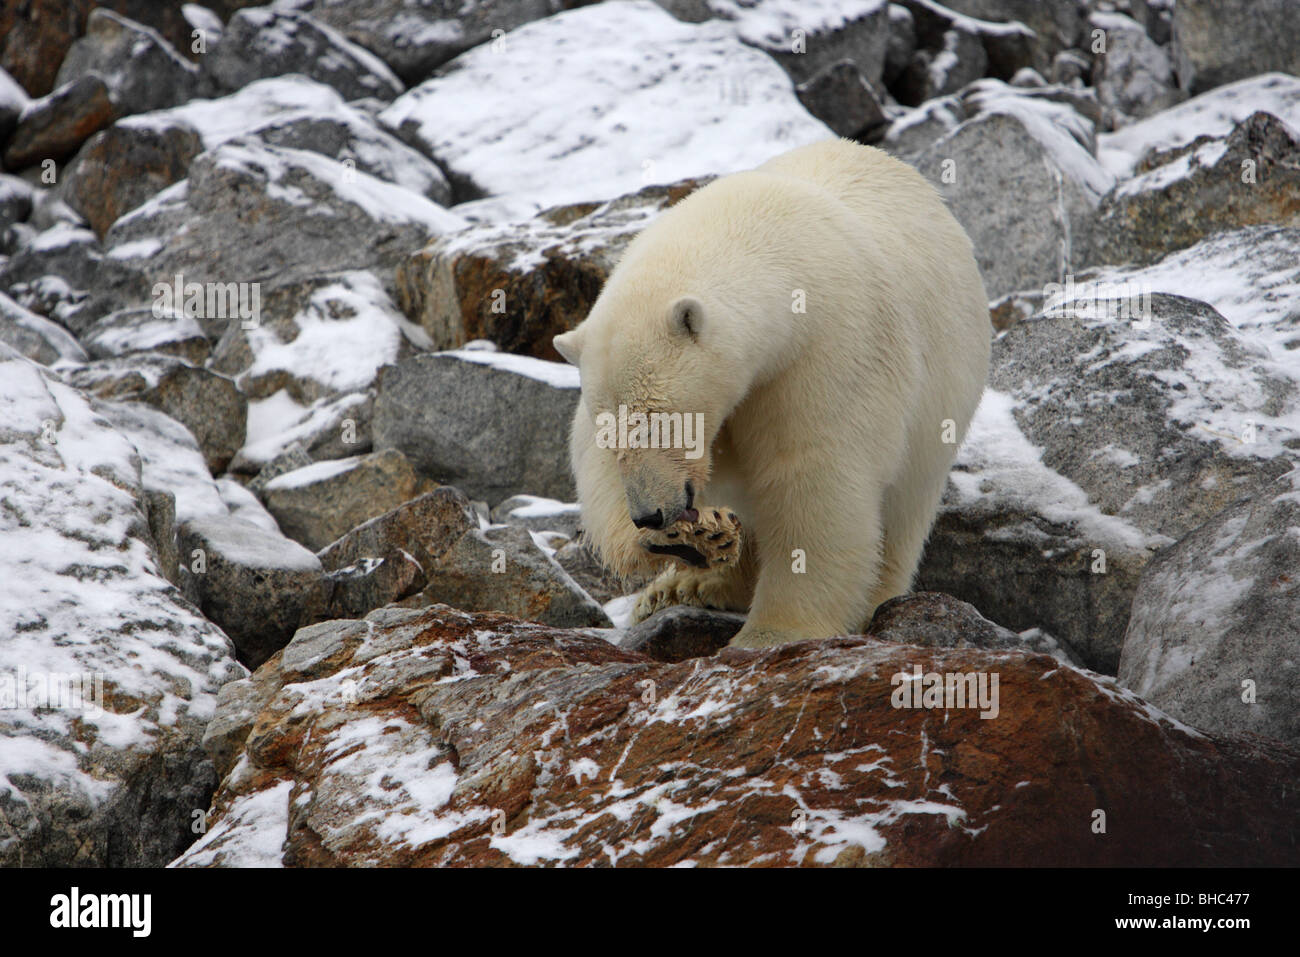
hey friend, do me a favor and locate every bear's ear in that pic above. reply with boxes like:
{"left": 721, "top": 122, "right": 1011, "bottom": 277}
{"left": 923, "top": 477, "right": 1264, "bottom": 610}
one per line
{"left": 552, "top": 329, "right": 584, "bottom": 365}
{"left": 670, "top": 297, "right": 704, "bottom": 341}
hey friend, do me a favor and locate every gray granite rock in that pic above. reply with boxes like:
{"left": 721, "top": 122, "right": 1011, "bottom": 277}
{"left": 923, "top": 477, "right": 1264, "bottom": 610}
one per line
{"left": 374, "top": 350, "right": 579, "bottom": 504}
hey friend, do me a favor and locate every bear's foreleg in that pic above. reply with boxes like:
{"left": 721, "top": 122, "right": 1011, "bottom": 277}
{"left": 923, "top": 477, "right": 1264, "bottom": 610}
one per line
{"left": 631, "top": 508, "right": 752, "bottom": 621}
{"left": 729, "top": 477, "right": 885, "bottom": 648}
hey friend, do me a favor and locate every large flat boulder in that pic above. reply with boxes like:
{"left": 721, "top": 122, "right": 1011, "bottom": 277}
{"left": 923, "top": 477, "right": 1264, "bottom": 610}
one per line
{"left": 378, "top": 0, "right": 831, "bottom": 220}
{"left": 173, "top": 599, "right": 1300, "bottom": 867}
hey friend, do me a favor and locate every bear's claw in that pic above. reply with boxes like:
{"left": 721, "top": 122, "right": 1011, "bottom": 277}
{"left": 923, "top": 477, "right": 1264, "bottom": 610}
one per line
{"left": 636, "top": 507, "right": 741, "bottom": 569}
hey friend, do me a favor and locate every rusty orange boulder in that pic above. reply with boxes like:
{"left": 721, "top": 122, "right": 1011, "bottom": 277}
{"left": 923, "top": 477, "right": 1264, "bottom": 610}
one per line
{"left": 176, "top": 598, "right": 1300, "bottom": 867}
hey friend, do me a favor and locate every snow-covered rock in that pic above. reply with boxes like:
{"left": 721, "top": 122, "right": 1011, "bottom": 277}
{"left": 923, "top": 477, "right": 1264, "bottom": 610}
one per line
{"left": 379, "top": 0, "right": 832, "bottom": 220}
{"left": 880, "top": 93, "right": 967, "bottom": 159}
{"left": 0, "top": 347, "right": 245, "bottom": 867}
{"left": 178, "top": 515, "right": 326, "bottom": 668}
{"left": 171, "top": 600, "right": 1300, "bottom": 867}
{"left": 261, "top": 447, "right": 431, "bottom": 551}
{"left": 917, "top": 388, "right": 1160, "bottom": 672}
{"left": 1096, "top": 72, "right": 1300, "bottom": 179}
{"left": 1093, "top": 111, "right": 1300, "bottom": 267}
{"left": 936, "top": 0, "right": 1084, "bottom": 63}
{"left": 1120, "top": 468, "right": 1300, "bottom": 748}
{"left": 0, "top": 289, "right": 87, "bottom": 366}
{"left": 232, "top": 388, "right": 374, "bottom": 474}
{"left": 65, "top": 353, "right": 247, "bottom": 475}
{"left": 0, "top": 221, "right": 101, "bottom": 333}
{"left": 397, "top": 178, "right": 706, "bottom": 358}
{"left": 924, "top": 280, "right": 1300, "bottom": 672}
{"left": 96, "top": 398, "right": 230, "bottom": 528}
{"left": 1088, "top": 11, "right": 1182, "bottom": 127}
{"left": 915, "top": 82, "right": 1113, "bottom": 296}
{"left": 490, "top": 495, "right": 582, "bottom": 539}
{"left": 1081, "top": 225, "right": 1300, "bottom": 359}
{"left": 3, "top": 74, "right": 118, "bottom": 170}
{"left": 211, "top": 269, "right": 426, "bottom": 405}
{"left": 63, "top": 117, "right": 203, "bottom": 239}
{"left": 66, "top": 75, "right": 453, "bottom": 238}
{"left": 895, "top": 0, "right": 1040, "bottom": 78}
{"left": 655, "top": 0, "right": 893, "bottom": 86}
{"left": 54, "top": 9, "right": 200, "bottom": 118}
{"left": 81, "top": 304, "right": 211, "bottom": 364}
{"left": 90, "top": 139, "right": 465, "bottom": 329}
{"left": 279, "top": 0, "right": 563, "bottom": 84}
{"left": 206, "top": 7, "right": 404, "bottom": 102}
{"left": 990, "top": 292, "right": 1300, "bottom": 545}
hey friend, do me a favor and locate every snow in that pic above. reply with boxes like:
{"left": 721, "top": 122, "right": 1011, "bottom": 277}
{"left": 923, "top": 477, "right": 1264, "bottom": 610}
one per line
{"left": 216, "top": 478, "right": 282, "bottom": 534}
{"left": 962, "top": 80, "right": 1116, "bottom": 201}
{"left": 204, "top": 140, "right": 463, "bottom": 232}
{"left": 184, "top": 515, "right": 321, "bottom": 571}
{"left": 125, "top": 76, "right": 448, "bottom": 200}
{"left": 181, "top": 3, "right": 223, "bottom": 38}
{"left": 1034, "top": 294, "right": 1300, "bottom": 464}
{"left": 1083, "top": 227, "right": 1300, "bottom": 361}
{"left": 0, "top": 64, "right": 30, "bottom": 114}
{"left": 693, "top": 0, "right": 888, "bottom": 49}
{"left": 30, "top": 223, "right": 97, "bottom": 254}
{"left": 170, "top": 780, "right": 293, "bottom": 868}
{"left": 443, "top": 348, "right": 580, "bottom": 389}
{"left": 1098, "top": 73, "right": 1300, "bottom": 178}
{"left": 83, "top": 308, "right": 205, "bottom": 359}
{"left": 263, "top": 454, "right": 363, "bottom": 491}
{"left": 1113, "top": 136, "right": 1229, "bottom": 198}
{"left": 499, "top": 495, "right": 581, "bottom": 520}
{"left": 603, "top": 595, "right": 639, "bottom": 632}
{"left": 239, "top": 389, "right": 370, "bottom": 468}
{"left": 952, "top": 389, "right": 1158, "bottom": 551}
{"left": 0, "top": 350, "right": 243, "bottom": 823}
{"left": 95, "top": 400, "right": 228, "bottom": 525}
{"left": 240, "top": 270, "right": 424, "bottom": 395}
{"left": 379, "top": 0, "right": 832, "bottom": 220}
{"left": 106, "top": 238, "right": 163, "bottom": 260}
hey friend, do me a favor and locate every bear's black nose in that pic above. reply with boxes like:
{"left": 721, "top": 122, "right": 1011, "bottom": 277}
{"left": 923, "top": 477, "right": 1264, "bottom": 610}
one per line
{"left": 632, "top": 509, "right": 664, "bottom": 529}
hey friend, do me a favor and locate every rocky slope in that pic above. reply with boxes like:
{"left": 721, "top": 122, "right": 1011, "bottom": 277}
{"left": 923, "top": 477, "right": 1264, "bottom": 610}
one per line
{"left": 1, "top": 0, "right": 1298, "bottom": 867}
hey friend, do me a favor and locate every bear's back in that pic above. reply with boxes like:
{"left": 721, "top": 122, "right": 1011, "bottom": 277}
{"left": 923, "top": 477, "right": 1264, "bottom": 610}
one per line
{"left": 755, "top": 138, "right": 964, "bottom": 253}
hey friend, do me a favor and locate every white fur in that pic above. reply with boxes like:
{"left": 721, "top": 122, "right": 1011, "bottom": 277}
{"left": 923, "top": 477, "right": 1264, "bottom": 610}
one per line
{"left": 556, "top": 139, "right": 991, "bottom": 647}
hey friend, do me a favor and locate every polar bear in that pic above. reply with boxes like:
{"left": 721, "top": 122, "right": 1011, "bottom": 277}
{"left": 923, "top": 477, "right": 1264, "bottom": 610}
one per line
{"left": 553, "top": 139, "right": 991, "bottom": 648}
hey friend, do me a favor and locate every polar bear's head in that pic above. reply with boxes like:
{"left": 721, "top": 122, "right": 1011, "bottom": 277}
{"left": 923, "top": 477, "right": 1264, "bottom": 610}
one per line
{"left": 554, "top": 291, "right": 749, "bottom": 531}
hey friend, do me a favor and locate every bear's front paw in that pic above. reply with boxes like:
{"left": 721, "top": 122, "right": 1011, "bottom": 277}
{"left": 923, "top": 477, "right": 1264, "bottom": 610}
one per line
{"left": 636, "top": 507, "right": 742, "bottom": 569}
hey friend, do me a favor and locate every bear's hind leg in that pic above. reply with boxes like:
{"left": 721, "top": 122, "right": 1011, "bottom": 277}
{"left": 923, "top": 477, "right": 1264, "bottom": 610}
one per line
{"left": 868, "top": 460, "right": 952, "bottom": 618}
